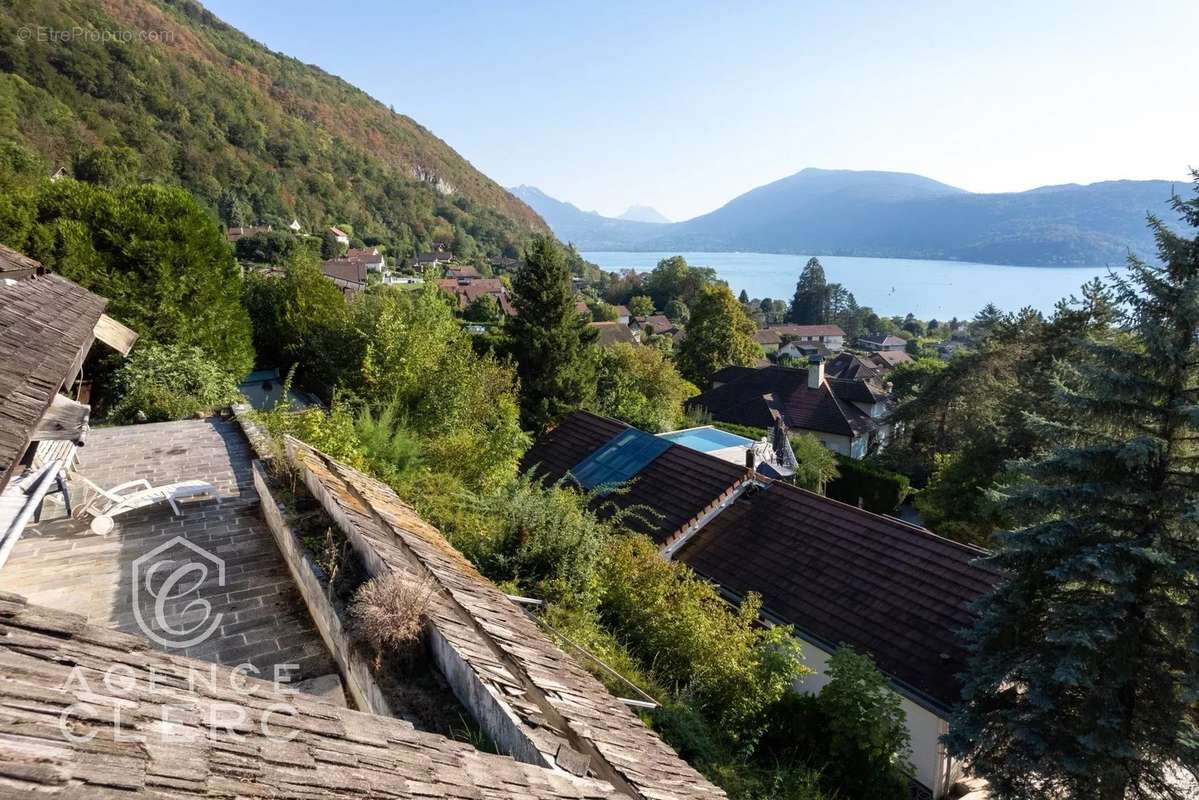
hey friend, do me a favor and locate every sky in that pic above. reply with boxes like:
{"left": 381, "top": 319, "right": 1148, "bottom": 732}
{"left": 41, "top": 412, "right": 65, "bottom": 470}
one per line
{"left": 204, "top": 0, "right": 1197, "bottom": 222}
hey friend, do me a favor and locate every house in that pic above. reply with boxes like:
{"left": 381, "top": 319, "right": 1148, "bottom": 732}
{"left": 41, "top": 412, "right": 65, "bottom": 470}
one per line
{"left": 612, "top": 304, "right": 631, "bottom": 325}
{"left": 589, "top": 321, "right": 639, "bottom": 347}
{"left": 691, "top": 361, "right": 885, "bottom": 458}
{"left": 825, "top": 351, "right": 887, "bottom": 383}
{"left": 871, "top": 349, "right": 912, "bottom": 368}
{"left": 858, "top": 333, "right": 908, "bottom": 352}
{"left": 777, "top": 340, "right": 832, "bottom": 363}
{"left": 753, "top": 328, "right": 782, "bottom": 353}
{"left": 488, "top": 255, "right": 520, "bottom": 273}
{"left": 631, "top": 314, "right": 679, "bottom": 339}
{"left": 328, "top": 226, "right": 350, "bottom": 246}
{"left": 1, "top": 260, "right": 137, "bottom": 554}
{"left": 320, "top": 258, "right": 368, "bottom": 295}
{"left": 411, "top": 250, "right": 452, "bottom": 269}
{"left": 445, "top": 264, "right": 482, "bottom": 282}
{"left": 346, "top": 247, "right": 385, "bottom": 272}
{"left": 769, "top": 324, "right": 846, "bottom": 351}
{"left": 226, "top": 224, "right": 272, "bottom": 244}
{"left": 437, "top": 277, "right": 515, "bottom": 316}
{"left": 522, "top": 410, "right": 1000, "bottom": 798}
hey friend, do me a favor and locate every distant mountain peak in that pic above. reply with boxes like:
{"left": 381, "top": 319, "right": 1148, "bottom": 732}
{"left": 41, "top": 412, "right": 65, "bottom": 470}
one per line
{"left": 617, "top": 205, "right": 670, "bottom": 224}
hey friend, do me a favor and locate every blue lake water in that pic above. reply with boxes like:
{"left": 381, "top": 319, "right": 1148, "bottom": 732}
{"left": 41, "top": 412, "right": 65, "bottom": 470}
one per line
{"left": 582, "top": 251, "right": 1123, "bottom": 319}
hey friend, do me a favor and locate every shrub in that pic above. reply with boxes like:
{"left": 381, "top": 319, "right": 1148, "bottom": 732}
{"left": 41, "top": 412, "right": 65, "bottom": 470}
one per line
{"left": 351, "top": 572, "right": 439, "bottom": 658}
{"left": 354, "top": 400, "right": 423, "bottom": 481}
{"left": 826, "top": 456, "right": 910, "bottom": 514}
{"left": 599, "top": 535, "right": 805, "bottom": 745}
{"left": 108, "top": 343, "right": 241, "bottom": 423}
{"left": 462, "top": 475, "right": 613, "bottom": 608}
{"left": 815, "top": 648, "right": 912, "bottom": 800}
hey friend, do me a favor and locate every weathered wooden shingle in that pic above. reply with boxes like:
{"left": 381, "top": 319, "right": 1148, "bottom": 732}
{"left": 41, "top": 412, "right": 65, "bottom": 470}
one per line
{"left": 0, "top": 592, "right": 622, "bottom": 799}
{"left": 286, "top": 437, "right": 727, "bottom": 800}
{"left": 0, "top": 273, "right": 108, "bottom": 491}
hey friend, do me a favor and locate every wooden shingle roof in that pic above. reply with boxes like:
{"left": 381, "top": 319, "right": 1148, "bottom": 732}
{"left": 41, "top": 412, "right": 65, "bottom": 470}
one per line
{"left": 0, "top": 592, "right": 622, "bottom": 799}
{"left": 287, "top": 437, "right": 726, "bottom": 800}
{"left": 0, "top": 273, "right": 107, "bottom": 491}
{"left": 0, "top": 243, "right": 44, "bottom": 279}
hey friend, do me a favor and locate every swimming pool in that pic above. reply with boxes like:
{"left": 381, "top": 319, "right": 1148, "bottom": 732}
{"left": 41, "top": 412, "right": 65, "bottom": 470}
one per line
{"left": 659, "top": 426, "right": 755, "bottom": 453}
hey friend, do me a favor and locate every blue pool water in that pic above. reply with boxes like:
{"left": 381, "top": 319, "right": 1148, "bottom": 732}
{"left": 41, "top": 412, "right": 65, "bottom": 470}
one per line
{"left": 660, "top": 427, "right": 754, "bottom": 453}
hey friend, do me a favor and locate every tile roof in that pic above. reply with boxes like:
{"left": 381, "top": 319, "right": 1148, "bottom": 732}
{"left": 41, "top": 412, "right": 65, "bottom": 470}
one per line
{"left": 0, "top": 273, "right": 107, "bottom": 492}
{"left": 0, "top": 592, "right": 623, "bottom": 799}
{"left": 320, "top": 258, "right": 368, "bottom": 285}
{"left": 825, "top": 352, "right": 886, "bottom": 383}
{"left": 689, "top": 366, "right": 875, "bottom": 438}
{"left": 676, "top": 481, "right": 999, "bottom": 712}
{"left": 589, "top": 321, "right": 637, "bottom": 347}
{"left": 858, "top": 334, "right": 907, "bottom": 348}
{"left": 445, "top": 264, "right": 482, "bottom": 279}
{"left": 612, "top": 305, "right": 630, "bottom": 317}
{"left": 286, "top": 437, "right": 725, "bottom": 799}
{"left": 768, "top": 324, "right": 846, "bottom": 338}
{"left": 522, "top": 412, "right": 751, "bottom": 548}
{"left": 872, "top": 349, "right": 912, "bottom": 367}
{"left": 437, "top": 278, "right": 515, "bottom": 316}
{"left": 752, "top": 329, "right": 782, "bottom": 346}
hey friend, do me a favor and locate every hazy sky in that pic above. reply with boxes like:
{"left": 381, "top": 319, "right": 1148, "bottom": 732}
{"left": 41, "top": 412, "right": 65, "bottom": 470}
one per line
{"left": 204, "top": 0, "right": 1196, "bottom": 221}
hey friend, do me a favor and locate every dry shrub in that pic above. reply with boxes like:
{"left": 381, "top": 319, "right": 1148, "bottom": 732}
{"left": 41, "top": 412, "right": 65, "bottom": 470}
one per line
{"left": 351, "top": 571, "right": 438, "bottom": 659}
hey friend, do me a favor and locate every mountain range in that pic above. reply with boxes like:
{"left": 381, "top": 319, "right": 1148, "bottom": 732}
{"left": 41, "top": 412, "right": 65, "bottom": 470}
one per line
{"left": 517, "top": 169, "right": 1185, "bottom": 266}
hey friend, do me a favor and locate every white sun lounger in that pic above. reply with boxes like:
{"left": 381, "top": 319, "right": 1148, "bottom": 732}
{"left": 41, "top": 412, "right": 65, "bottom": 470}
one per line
{"left": 77, "top": 476, "right": 219, "bottom": 536}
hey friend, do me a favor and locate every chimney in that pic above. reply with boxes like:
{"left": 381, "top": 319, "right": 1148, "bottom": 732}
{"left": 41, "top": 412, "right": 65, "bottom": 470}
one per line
{"left": 745, "top": 447, "right": 756, "bottom": 471}
{"left": 807, "top": 354, "right": 825, "bottom": 389}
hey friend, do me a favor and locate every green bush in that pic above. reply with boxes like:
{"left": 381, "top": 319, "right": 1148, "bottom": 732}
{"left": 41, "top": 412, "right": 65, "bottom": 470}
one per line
{"left": 599, "top": 535, "right": 805, "bottom": 745}
{"left": 826, "top": 456, "right": 910, "bottom": 514}
{"left": 108, "top": 344, "right": 241, "bottom": 424}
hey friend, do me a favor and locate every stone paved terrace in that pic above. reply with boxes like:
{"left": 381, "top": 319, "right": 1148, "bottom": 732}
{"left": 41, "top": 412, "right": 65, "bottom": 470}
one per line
{"left": 0, "top": 417, "right": 337, "bottom": 683}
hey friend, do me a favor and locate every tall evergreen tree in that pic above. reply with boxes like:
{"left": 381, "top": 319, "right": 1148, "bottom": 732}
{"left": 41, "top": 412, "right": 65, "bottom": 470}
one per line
{"left": 947, "top": 179, "right": 1199, "bottom": 799}
{"left": 788, "top": 257, "right": 829, "bottom": 323}
{"left": 509, "top": 236, "right": 596, "bottom": 430}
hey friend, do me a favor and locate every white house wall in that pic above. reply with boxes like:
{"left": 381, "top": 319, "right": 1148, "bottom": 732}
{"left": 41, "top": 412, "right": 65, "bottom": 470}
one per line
{"left": 792, "top": 636, "right": 954, "bottom": 797}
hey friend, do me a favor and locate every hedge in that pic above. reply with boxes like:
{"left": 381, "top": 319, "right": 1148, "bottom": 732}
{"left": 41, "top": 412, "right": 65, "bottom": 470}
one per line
{"left": 826, "top": 456, "right": 910, "bottom": 514}
{"left": 712, "top": 422, "right": 911, "bottom": 514}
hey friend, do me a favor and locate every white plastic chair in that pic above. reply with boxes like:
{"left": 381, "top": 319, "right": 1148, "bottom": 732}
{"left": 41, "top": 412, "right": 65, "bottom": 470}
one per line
{"left": 76, "top": 476, "right": 219, "bottom": 536}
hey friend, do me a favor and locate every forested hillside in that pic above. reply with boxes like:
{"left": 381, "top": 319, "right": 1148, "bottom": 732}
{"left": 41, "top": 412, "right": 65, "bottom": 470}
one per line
{"left": 0, "top": 0, "right": 546, "bottom": 257}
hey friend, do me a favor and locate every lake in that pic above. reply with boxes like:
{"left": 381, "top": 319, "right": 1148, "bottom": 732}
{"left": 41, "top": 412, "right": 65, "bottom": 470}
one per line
{"left": 581, "top": 251, "right": 1121, "bottom": 320}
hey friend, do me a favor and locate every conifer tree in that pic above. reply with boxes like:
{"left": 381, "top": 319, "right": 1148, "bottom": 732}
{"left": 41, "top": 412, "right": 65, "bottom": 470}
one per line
{"left": 947, "top": 177, "right": 1199, "bottom": 799}
{"left": 509, "top": 235, "right": 596, "bottom": 430}
{"left": 788, "top": 257, "right": 829, "bottom": 323}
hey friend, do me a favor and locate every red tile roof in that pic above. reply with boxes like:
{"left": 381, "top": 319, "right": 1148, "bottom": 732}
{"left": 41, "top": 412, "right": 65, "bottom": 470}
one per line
{"left": 437, "top": 278, "right": 515, "bottom": 316}
{"left": 677, "top": 481, "right": 998, "bottom": 712}
{"left": 445, "top": 264, "right": 482, "bottom": 279}
{"left": 522, "top": 411, "right": 751, "bottom": 546}
{"left": 690, "top": 366, "right": 875, "bottom": 438}
{"left": 769, "top": 324, "right": 846, "bottom": 338}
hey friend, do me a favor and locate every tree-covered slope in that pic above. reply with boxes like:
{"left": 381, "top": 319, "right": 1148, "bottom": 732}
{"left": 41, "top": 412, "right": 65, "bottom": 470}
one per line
{"left": 0, "top": 0, "right": 546, "bottom": 256}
